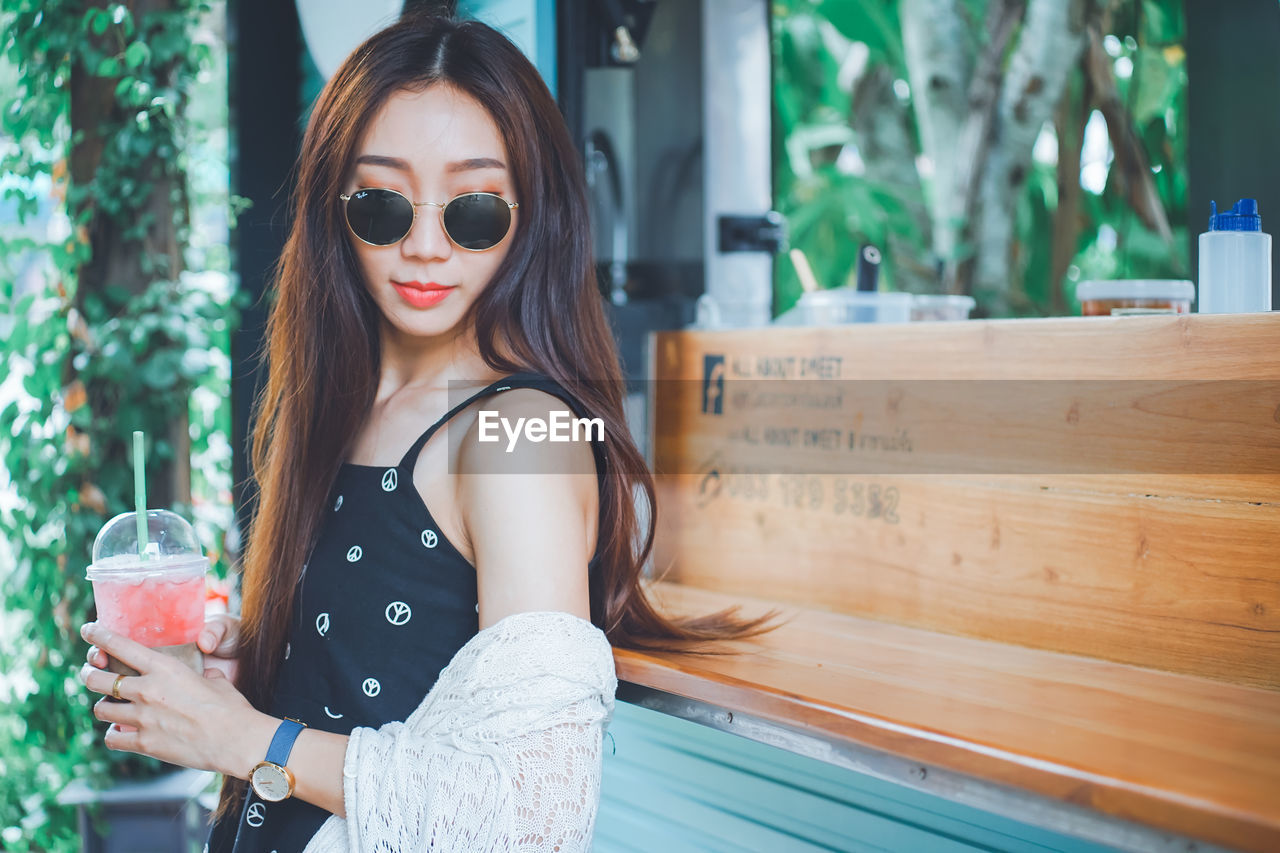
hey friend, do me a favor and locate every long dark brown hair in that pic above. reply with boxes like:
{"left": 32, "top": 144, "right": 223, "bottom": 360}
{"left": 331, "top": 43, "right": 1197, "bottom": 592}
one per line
{"left": 216, "top": 10, "right": 782, "bottom": 823}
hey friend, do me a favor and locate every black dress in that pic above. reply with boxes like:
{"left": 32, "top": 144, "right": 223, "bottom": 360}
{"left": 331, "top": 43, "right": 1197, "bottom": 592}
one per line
{"left": 206, "top": 372, "right": 604, "bottom": 853}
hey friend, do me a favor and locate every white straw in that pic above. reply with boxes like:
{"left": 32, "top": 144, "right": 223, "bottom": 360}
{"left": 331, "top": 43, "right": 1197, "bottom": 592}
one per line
{"left": 789, "top": 248, "right": 821, "bottom": 293}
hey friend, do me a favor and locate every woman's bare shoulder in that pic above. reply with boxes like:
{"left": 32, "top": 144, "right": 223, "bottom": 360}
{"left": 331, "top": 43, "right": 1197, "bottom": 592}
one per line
{"left": 457, "top": 386, "right": 601, "bottom": 477}
{"left": 454, "top": 386, "right": 599, "bottom": 627}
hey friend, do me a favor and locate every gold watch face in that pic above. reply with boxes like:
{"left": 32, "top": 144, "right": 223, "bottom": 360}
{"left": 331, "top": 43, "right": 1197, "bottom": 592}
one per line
{"left": 250, "top": 762, "right": 293, "bottom": 802}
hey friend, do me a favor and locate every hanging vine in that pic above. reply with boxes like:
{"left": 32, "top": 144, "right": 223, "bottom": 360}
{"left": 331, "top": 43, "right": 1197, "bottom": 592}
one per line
{"left": 0, "top": 2, "right": 241, "bottom": 849}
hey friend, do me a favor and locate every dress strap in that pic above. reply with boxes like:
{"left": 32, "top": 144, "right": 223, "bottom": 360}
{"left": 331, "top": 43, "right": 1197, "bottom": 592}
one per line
{"left": 395, "top": 371, "right": 587, "bottom": 472}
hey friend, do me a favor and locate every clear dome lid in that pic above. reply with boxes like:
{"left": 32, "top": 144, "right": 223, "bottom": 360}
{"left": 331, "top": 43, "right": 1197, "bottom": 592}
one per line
{"left": 88, "top": 510, "right": 206, "bottom": 576}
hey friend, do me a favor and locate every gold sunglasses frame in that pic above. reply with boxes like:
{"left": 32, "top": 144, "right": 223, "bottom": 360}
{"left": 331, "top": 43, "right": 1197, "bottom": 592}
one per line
{"left": 338, "top": 188, "right": 519, "bottom": 252}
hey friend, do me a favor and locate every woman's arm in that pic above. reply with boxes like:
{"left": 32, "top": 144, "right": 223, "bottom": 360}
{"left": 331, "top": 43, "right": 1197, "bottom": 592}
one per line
{"left": 456, "top": 387, "right": 600, "bottom": 629}
{"left": 255, "top": 721, "right": 351, "bottom": 818}
{"left": 260, "top": 391, "right": 603, "bottom": 825}
{"left": 304, "top": 395, "right": 611, "bottom": 850}
{"left": 77, "top": 624, "right": 349, "bottom": 820}
{"left": 308, "top": 611, "right": 616, "bottom": 853}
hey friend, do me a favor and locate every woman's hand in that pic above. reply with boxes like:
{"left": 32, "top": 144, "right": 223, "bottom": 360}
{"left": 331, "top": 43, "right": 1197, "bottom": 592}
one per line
{"left": 197, "top": 612, "right": 241, "bottom": 685}
{"left": 78, "top": 622, "right": 274, "bottom": 780}
{"left": 84, "top": 613, "right": 243, "bottom": 686}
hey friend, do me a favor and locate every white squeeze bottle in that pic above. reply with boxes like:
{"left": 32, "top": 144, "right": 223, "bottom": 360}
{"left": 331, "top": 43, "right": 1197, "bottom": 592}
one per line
{"left": 1198, "top": 198, "right": 1272, "bottom": 313}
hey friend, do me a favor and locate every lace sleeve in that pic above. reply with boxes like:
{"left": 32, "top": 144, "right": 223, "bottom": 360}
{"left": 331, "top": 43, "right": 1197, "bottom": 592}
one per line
{"left": 301, "top": 612, "right": 617, "bottom": 853}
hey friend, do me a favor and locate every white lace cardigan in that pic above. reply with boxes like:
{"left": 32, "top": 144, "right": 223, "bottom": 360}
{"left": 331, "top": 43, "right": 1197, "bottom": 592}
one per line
{"left": 300, "top": 610, "right": 618, "bottom": 853}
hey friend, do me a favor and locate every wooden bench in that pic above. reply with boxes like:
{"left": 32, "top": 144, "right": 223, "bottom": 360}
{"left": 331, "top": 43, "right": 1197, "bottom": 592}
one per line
{"left": 615, "top": 313, "right": 1280, "bottom": 852}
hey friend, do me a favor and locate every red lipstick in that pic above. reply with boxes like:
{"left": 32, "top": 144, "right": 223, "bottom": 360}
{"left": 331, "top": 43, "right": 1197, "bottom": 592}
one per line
{"left": 392, "top": 280, "right": 454, "bottom": 308}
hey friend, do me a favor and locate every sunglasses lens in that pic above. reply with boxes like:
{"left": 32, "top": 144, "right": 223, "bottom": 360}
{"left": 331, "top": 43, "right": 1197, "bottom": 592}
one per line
{"left": 345, "top": 189, "right": 414, "bottom": 245}
{"left": 443, "top": 193, "right": 512, "bottom": 250}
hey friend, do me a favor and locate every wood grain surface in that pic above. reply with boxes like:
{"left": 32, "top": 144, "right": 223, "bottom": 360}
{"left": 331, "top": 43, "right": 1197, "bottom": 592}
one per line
{"left": 635, "top": 314, "right": 1280, "bottom": 850}
{"left": 653, "top": 313, "right": 1280, "bottom": 380}
{"left": 650, "top": 314, "right": 1280, "bottom": 688}
{"left": 615, "top": 582, "right": 1280, "bottom": 853}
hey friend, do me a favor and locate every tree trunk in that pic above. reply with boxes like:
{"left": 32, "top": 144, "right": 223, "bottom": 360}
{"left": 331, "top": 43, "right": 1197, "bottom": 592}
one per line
{"left": 1050, "top": 73, "right": 1088, "bottom": 316}
{"left": 68, "top": 0, "right": 191, "bottom": 507}
{"left": 1083, "top": 23, "right": 1173, "bottom": 243}
{"left": 901, "top": 0, "right": 973, "bottom": 268}
{"left": 70, "top": 0, "right": 185, "bottom": 301}
{"left": 941, "top": 0, "right": 1026, "bottom": 295}
{"left": 972, "top": 0, "right": 1092, "bottom": 315}
{"left": 850, "top": 64, "right": 936, "bottom": 292}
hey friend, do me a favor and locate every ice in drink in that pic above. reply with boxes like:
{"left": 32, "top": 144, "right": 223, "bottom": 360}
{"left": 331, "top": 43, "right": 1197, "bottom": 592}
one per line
{"left": 87, "top": 510, "right": 209, "bottom": 677}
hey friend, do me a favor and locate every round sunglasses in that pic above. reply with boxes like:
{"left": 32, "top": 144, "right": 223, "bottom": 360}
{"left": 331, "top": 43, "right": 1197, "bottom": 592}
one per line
{"left": 339, "top": 188, "right": 519, "bottom": 251}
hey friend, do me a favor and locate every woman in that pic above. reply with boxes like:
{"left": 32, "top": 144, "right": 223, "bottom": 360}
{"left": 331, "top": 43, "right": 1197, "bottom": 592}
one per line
{"left": 79, "top": 11, "right": 779, "bottom": 852}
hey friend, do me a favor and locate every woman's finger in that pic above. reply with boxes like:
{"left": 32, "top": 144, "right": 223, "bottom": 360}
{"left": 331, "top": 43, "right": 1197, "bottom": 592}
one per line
{"left": 80, "top": 623, "right": 162, "bottom": 675}
{"left": 80, "top": 663, "right": 135, "bottom": 701}
{"left": 103, "top": 722, "right": 142, "bottom": 753}
{"left": 199, "top": 614, "right": 239, "bottom": 655}
{"left": 93, "top": 696, "right": 141, "bottom": 728}
{"left": 202, "top": 654, "right": 239, "bottom": 686}
{"left": 197, "top": 621, "right": 225, "bottom": 654}
{"left": 84, "top": 645, "right": 107, "bottom": 667}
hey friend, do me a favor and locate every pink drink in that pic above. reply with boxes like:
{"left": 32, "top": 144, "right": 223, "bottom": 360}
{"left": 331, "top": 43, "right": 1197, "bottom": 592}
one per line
{"left": 88, "top": 554, "right": 208, "bottom": 676}
{"left": 88, "top": 511, "right": 210, "bottom": 677}
{"left": 91, "top": 571, "right": 205, "bottom": 647}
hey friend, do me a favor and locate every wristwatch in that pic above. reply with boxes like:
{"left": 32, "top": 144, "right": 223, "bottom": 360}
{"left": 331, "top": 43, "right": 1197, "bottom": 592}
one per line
{"left": 249, "top": 717, "right": 307, "bottom": 802}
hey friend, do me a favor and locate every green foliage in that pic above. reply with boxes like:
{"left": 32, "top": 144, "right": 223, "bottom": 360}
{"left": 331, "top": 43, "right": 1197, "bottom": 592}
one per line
{"left": 0, "top": 2, "right": 239, "bottom": 850}
{"left": 1067, "top": 0, "right": 1191, "bottom": 305}
{"left": 773, "top": 0, "right": 1191, "bottom": 317}
{"left": 773, "top": 1, "right": 925, "bottom": 310}
{"left": 814, "top": 0, "right": 902, "bottom": 67}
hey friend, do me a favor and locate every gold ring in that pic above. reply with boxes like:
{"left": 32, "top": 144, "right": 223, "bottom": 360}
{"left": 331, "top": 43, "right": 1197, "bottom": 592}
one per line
{"left": 111, "top": 674, "right": 125, "bottom": 701}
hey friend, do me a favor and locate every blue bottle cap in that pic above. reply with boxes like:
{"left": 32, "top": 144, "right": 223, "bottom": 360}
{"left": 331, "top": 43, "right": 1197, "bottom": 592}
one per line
{"left": 1208, "top": 198, "right": 1262, "bottom": 232}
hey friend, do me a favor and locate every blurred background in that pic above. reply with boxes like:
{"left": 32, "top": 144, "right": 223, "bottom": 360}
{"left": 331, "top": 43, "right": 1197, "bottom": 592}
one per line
{"left": 1, "top": 0, "right": 1277, "bottom": 850}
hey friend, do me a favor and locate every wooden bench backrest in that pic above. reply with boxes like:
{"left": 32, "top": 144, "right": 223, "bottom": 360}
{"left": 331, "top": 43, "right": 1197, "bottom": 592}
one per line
{"left": 649, "top": 314, "right": 1280, "bottom": 689}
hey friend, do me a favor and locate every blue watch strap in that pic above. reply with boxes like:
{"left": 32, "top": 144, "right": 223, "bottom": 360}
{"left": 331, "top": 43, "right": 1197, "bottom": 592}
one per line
{"left": 264, "top": 718, "right": 307, "bottom": 766}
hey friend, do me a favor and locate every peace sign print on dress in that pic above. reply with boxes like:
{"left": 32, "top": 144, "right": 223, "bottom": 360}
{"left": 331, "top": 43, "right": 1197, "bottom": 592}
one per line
{"left": 385, "top": 601, "right": 412, "bottom": 626}
{"left": 421, "top": 529, "right": 438, "bottom": 549}
{"left": 381, "top": 468, "right": 398, "bottom": 492}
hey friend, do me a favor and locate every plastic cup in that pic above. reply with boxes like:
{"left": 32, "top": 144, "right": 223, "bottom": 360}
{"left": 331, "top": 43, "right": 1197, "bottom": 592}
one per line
{"left": 86, "top": 510, "right": 209, "bottom": 677}
{"left": 1077, "top": 280, "right": 1194, "bottom": 316}
{"left": 910, "top": 294, "right": 976, "bottom": 322}
{"left": 796, "top": 290, "right": 913, "bottom": 325}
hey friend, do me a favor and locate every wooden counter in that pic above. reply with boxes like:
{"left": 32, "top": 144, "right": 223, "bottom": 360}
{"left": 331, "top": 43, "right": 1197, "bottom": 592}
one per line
{"left": 618, "top": 313, "right": 1280, "bottom": 853}
{"left": 617, "top": 582, "right": 1280, "bottom": 852}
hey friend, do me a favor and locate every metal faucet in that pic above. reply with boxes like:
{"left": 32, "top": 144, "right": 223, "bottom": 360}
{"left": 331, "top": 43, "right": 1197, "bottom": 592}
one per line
{"left": 584, "top": 129, "right": 629, "bottom": 305}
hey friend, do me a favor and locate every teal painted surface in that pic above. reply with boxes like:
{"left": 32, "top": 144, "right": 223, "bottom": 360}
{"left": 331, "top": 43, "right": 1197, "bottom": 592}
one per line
{"left": 298, "top": 2, "right": 557, "bottom": 108}
{"left": 300, "top": 39, "right": 324, "bottom": 131}
{"left": 457, "top": 0, "right": 557, "bottom": 96}
{"left": 596, "top": 702, "right": 1120, "bottom": 853}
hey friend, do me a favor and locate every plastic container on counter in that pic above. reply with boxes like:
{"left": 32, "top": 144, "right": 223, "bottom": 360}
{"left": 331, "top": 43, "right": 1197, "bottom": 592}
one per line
{"left": 910, "top": 294, "right": 976, "bottom": 322}
{"left": 774, "top": 289, "right": 913, "bottom": 326}
{"left": 695, "top": 294, "right": 772, "bottom": 328}
{"left": 1076, "top": 280, "right": 1195, "bottom": 316}
{"left": 1198, "top": 198, "right": 1272, "bottom": 314}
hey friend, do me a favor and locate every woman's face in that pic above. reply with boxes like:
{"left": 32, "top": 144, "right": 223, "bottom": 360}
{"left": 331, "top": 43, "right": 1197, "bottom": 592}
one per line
{"left": 343, "top": 85, "right": 516, "bottom": 346}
